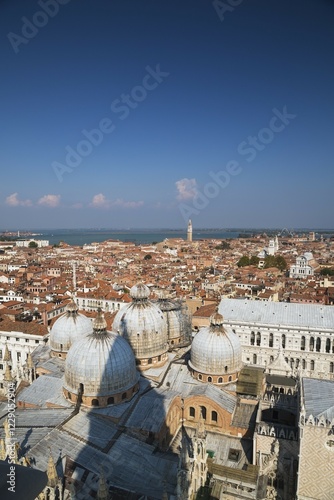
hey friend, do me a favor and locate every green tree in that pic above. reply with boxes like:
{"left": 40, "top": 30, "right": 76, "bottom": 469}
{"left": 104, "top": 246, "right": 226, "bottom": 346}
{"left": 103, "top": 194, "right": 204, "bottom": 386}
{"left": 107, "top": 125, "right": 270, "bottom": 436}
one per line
{"left": 28, "top": 241, "right": 38, "bottom": 248}
{"left": 250, "top": 256, "right": 260, "bottom": 266}
{"left": 264, "top": 255, "right": 287, "bottom": 270}
{"left": 275, "top": 255, "right": 287, "bottom": 271}
{"left": 237, "top": 256, "right": 250, "bottom": 267}
{"left": 320, "top": 267, "right": 334, "bottom": 276}
{"left": 144, "top": 254, "right": 152, "bottom": 260}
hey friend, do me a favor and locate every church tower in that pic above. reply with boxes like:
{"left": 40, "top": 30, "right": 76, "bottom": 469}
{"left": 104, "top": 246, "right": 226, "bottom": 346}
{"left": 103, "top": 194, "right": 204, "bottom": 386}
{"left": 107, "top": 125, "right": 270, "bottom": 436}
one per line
{"left": 187, "top": 219, "right": 193, "bottom": 242}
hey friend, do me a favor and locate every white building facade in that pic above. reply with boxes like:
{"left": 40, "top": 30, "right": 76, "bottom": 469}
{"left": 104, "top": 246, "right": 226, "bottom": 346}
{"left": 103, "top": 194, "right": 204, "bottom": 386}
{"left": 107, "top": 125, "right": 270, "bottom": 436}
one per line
{"left": 0, "top": 329, "right": 47, "bottom": 392}
{"left": 74, "top": 294, "right": 128, "bottom": 313}
{"left": 219, "top": 298, "right": 334, "bottom": 381}
{"left": 289, "top": 251, "right": 317, "bottom": 278}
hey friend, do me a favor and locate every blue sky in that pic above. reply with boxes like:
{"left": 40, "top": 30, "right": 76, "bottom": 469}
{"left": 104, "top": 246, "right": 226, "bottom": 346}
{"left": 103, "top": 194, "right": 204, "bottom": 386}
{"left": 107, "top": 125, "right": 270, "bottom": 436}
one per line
{"left": 1, "top": 0, "right": 333, "bottom": 230}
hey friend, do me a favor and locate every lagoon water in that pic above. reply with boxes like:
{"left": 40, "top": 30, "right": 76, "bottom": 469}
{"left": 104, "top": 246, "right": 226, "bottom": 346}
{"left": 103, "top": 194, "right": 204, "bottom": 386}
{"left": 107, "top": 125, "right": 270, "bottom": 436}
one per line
{"left": 34, "top": 229, "right": 243, "bottom": 246}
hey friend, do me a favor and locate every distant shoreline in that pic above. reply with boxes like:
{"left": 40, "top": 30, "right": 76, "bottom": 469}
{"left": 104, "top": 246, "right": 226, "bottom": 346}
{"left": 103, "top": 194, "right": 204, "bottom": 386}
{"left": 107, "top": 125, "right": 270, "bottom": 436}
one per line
{"left": 1, "top": 227, "right": 333, "bottom": 247}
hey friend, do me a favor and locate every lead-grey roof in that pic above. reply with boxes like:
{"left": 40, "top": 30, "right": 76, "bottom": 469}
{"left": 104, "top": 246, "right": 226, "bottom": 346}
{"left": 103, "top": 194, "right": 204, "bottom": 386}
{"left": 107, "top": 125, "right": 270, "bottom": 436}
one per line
{"left": 219, "top": 298, "right": 334, "bottom": 330}
{"left": 29, "top": 427, "right": 177, "bottom": 498}
{"left": 17, "top": 375, "right": 71, "bottom": 408}
{"left": 303, "top": 378, "right": 334, "bottom": 420}
{"left": 188, "top": 384, "right": 236, "bottom": 414}
{"left": 62, "top": 411, "right": 118, "bottom": 449}
{"left": 126, "top": 388, "right": 176, "bottom": 433}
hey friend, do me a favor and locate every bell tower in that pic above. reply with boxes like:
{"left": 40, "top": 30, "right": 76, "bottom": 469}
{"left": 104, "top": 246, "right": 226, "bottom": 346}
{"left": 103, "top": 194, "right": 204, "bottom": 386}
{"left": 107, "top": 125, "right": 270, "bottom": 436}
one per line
{"left": 187, "top": 219, "right": 193, "bottom": 242}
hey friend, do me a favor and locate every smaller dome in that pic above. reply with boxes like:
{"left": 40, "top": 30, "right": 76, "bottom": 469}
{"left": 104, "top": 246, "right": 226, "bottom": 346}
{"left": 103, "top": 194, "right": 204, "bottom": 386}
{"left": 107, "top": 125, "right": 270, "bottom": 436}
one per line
{"left": 157, "top": 297, "right": 192, "bottom": 347}
{"left": 189, "top": 313, "right": 242, "bottom": 381}
{"left": 50, "top": 301, "right": 93, "bottom": 356}
{"left": 130, "top": 283, "right": 150, "bottom": 300}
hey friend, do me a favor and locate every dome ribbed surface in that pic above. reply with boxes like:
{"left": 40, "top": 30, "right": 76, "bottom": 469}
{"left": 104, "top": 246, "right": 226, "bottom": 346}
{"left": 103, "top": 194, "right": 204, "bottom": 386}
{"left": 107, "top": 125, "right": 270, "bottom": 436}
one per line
{"left": 189, "top": 313, "right": 242, "bottom": 375}
{"left": 50, "top": 303, "right": 93, "bottom": 352}
{"left": 113, "top": 284, "right": 167, "bottom": 359}
{"left": 157, "top": 298, "right": 192, "bottom": 343}
{"left": 64, "top": 331, "right": 139, "bottom": 396}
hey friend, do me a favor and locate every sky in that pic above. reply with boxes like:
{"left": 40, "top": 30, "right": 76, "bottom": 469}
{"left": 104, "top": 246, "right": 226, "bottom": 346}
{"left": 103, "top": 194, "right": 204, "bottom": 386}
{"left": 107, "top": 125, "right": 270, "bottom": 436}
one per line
{"left": 0, "top": 0, "right": 334, "bottom": 230}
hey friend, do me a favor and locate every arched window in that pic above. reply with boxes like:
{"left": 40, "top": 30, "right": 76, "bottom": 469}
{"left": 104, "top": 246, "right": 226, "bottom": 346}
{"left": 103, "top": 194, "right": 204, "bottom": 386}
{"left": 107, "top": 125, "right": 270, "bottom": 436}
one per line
{"left": 148, "top": 358, "right": 153, "bottom": 364}
{"left": 330, "top": 362, "right": 334, "bottom": 374}
{"left": 301, "top": 336, "right": 305, "bottom": 351}
{"left": 253, "top": 354, "right": 257, "bottom": 364}
{"left": 302, "top": 359, "right": 306, "bottom": 369}
{"left": 208, "top": 376, "right": 212, "bottom": 383}
{"left": 256, "top": 332, "right": 261, "bottom": 346}
{"left": 310, "top": 360, "right": 315, "bottom": 371}
{"left": 326, "top": 338, "right": 331, "bottom": 353}
{"left": 218, "top": 377, "right": 223, "bottom": 383}
{"left": 189, "top": 407, "right": 195, "bottom": 418}
{"left": 250, "top": 331, "right": 255, "bottom": 346}
{"left": 316, "top": 338, "right": 321, "bottom": 353}
{"left": 290, "top": 358, "right": 294, "bottom": 369}
{"left": 282, "top": 334, "right": 286, "bottom": 349}
{"left": 122, "top": 392, "right": 127, "bottom": 400}
{"left": 107, "top": 396, "right": 114, "bottom": 405}
{"left": 228, "top": 375, "right": 232, "bottom": 382}
{"left": 198, "top": 373, "right": 202, "bottom": 380}
{"left": 200, "top": 406, "right": 207, "bottom": 420}
{"left": 211, "top": 411, "right": 218, "bottom": 423}
{"left": 224, "top": 366, "right": 228, "bottom": 373}
{"left": 310, "top": 337, "right": 314, "bottom": 351}
{"left": 92, "top": 399, "right": 99, "bottom": 406}
{"left": 270, "top": 356, "right": 274, "bottom": 363}
{"left": 269, "top": 333, "right": 273, "bottom": 348}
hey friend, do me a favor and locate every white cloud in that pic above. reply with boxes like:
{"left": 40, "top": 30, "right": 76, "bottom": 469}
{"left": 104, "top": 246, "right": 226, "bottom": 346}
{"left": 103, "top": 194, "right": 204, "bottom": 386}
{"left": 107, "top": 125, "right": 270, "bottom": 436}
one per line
{"left": 175, "top": 178, "right": 198, "bottom": 200}
{"left": 38, "top": 194, "right": 60, "bottom": 207}
{"left": 90, "top": 193, "right": 110, "bottom": 209}
{"left": 90, "top": 194, "right": 144, "bottom": 209}
{"left": 5, "top": 193, "right": 32, "bottom": 207}
{"left": 112, "top": 199, "right": 144, "bottom": 209}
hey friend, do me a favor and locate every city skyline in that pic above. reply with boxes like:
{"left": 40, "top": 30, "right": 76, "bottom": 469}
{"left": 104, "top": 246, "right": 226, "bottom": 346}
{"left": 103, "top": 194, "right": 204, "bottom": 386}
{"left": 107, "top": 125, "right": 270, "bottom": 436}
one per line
{"left": 1, "top": 0, "right": 334, "bottom": 229}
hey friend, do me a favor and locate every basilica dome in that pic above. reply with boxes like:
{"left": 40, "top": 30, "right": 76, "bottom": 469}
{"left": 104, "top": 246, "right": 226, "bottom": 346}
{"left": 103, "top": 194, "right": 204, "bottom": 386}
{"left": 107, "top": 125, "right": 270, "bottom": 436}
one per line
{"left": 63, "top": 310, "right": 139, "bottom": 407}
{"left": 112, "top": 283, "right": 168, "bottom": 369}
{"left": 50, "top": 301, "right": 93, "bottom": 359}
{"left": 189, "top": 310, "right": 242, "bottom": 385}
{"left": 156, "top": 294, "right": 192, "bottom": 348}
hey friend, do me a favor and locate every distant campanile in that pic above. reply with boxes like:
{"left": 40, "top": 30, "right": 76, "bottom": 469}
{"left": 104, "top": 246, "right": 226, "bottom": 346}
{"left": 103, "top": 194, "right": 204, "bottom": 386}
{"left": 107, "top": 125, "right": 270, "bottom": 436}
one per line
{"left": 187, "top": 219, "right": 193, "bottom": 242}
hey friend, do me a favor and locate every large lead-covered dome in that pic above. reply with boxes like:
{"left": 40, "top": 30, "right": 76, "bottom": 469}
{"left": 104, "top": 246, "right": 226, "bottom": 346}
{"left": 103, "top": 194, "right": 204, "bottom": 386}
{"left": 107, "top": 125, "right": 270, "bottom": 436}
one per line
{"left": 112, "top": 283, "right": 168, "bottom": 370}
{"left": 189, "top": 310, "right": 242, "bottom": 385}
{"left": 50, "top": 301, "right": 93, "bottom": 359}
{"left": 63, "top": 310, "right": 139, "bottom": 407}
{"left": 156, "top": 294, "right": 192, "bottom": 348}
